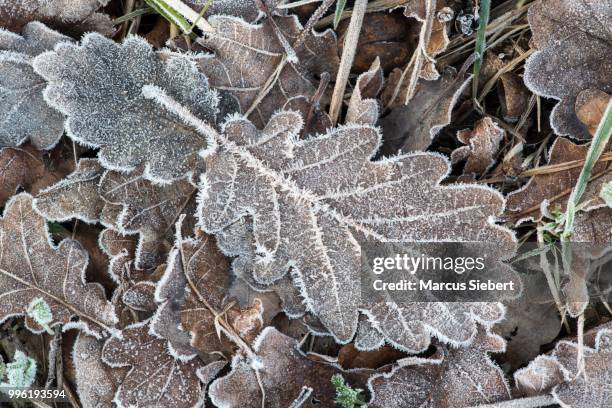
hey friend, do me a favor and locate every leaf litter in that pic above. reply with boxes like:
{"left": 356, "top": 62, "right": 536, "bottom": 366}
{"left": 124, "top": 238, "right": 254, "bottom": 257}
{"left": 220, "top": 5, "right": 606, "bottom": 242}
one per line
{"left": 0, "top": 1, "right": 610, "bottom": 407}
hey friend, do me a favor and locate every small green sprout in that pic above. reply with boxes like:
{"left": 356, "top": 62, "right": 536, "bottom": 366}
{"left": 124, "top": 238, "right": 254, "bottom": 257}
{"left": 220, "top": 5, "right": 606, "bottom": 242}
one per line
{"left": 331, "top": 374, "right": 365, "bottom": 408}
{"left": 26, "top": 297, "right": 54, "bottom": 335}
{"left": 1, "top": 351, "right": 37, "bottom": 389}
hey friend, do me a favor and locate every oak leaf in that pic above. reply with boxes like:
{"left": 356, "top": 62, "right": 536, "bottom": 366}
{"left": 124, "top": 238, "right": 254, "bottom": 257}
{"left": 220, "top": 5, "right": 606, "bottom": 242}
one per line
{"left": 209, "top": 326, "right": 365, "bottom": 407}
{"left": 0, "top": 22, "right": 69, "bottom": 149}
{"left": 188, "top": 109, "right": 515, "bottom": 346}
{"left": 196, "top": 14, "right": 339, "bottom": 127}
{"left": 368, "top": 329, "right": 510, "bottom": 407}
{"left": 524, "top": 0, "right": 612, "bottom": 139}
{"left": 0, "top": 0, "right": 113, "bottom": 36}
{"left": 506, "top": 137, "right": 611, "bottom": 224}
{"left": 514, "top": 326, "right": 612, "bottom": 407}
{"left": 152, "top": 232, "right": 263, "bottom": 359}
{"left": 0, "top": 193, "right": 117, "bottom": 337}
{"left": 73, "top": 333, "right": 126, "bottom": 408}
{"left": 346, "top": 57, "right": 383, "bottom": 126}
{"left": 33, "top": 33, "right": 222, "bottom": 182}
{"left": 0, "top": 145, "right": 46, "bottom": 207}
{"left": 101, "top": 320, "right": 224, "bottom": 408}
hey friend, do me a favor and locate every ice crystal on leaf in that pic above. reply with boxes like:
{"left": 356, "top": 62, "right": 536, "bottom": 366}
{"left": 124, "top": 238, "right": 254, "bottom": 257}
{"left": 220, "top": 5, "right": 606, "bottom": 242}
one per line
{"left": 32, "top": 33, "right": 222, "bottom": 182}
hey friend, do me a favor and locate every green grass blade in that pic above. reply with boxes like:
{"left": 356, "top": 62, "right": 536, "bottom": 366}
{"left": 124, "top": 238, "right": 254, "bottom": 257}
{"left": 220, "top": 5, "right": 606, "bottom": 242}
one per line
{"left": 472, "top": 0, "right": 491, "bottom": 98}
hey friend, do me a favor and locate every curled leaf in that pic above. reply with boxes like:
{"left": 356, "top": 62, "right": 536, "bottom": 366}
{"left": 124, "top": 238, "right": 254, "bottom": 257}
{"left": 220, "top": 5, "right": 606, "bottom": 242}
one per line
{"left": 451, "top": 117, "right": 505, "bottom": 176}
{"left": 346, "top": 57, "right": 383, "bottom": 126}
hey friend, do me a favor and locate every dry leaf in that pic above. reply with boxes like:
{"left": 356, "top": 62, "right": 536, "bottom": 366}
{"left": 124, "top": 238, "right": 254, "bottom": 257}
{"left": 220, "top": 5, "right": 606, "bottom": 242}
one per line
{"left": 193, "top": 110, "right": 515, "bottom": 346}
{"left": 33, "top": 33, "right": 222, "bottom": 182}
{"left": 209, "top": 326, "right": 363, "bottom": 407}
{"left": 346, "top": 57, "right": 383, "bottom": 126}
{"left": 102, "top": 320, "right": 224, "bottom": 408}
{"left": 524, "top": 0, "right": 611, "bottom": 139}
{"left": 73, "top": 333, "right": 126, "bottom": 408}
{"left": 152, "top": 233, "right": 263, "bottom": 359}
{"left": 99, "top": 165, "right": 198, "bottom": 269}
{"left": 506, "top": 137, "right": 611, "bottom": 224}
{"left": 0, "top": 22, "right": 69, "bottom": 149}
{"left": 498, "top": 72, "right": 530, "bottom": 123}
{"left": 196, "top": 14, "right": 339, "bottom": 127}
{"left": 572, "top": 207, "right": 612, "bottom": 255}
{"left": 282, "top": 95, "right": 333, "bottom": 138}
{"left": 0, "top": 145, "right": 46, "bottom": 207}
{"left": 0, "top": 0, "right": 113, "bottom": 36}
{"left": 451, "top": 117, "right": 505, "bottom": 176}
{"left": 514, "top": 326, "right": 612, "bottom": 407}
{"left": 381, "top": 68, "right": 472, "bottom": 152}
{"left": 0, "top": 193, "right": 117, "bottom": 337}
{"left": 575, "top": 88, "right": 611, "bottom": 136}
{"left": 33, "top": 159, "right": 113, "bottom": 225}
{"left": 368, "top": 329, "right": 511, "bottom": 407}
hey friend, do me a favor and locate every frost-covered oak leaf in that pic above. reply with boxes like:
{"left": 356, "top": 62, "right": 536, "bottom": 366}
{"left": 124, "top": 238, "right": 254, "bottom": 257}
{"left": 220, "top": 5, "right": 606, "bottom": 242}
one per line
{"left": 515, "top": 326, "right": 612, "bottom": 407}
{"left": 0, "top": 144, "right": 46, "bottom": 207}
{"left": 152, "top": 233, "right": 263, "bottom": 359}
{"left": 102, "top": 320, "right": 224, "bottom": 408}
{"left": 0, "top": 22, "right": 69, "bottom": 149}
{"left": 99, "top": 165, "right": 198, "bottom": 269}
{"left": 73, "top": 333, "right": 127, "bottom": 408}
{"left": 32, "top": 33, "right": 221, "bottom": 182}
{"left": 524, "top": 0, "right": 612, "bottom": 139}
{"left": 34, "top": 158, "right": 117, "bottom": 225}
{"left": 0, "top": 193, "right": 117, "bottom": 337}
{"left": 506, "top": 137, "right": 611, "bottom": 224}
{"left": 196, "top": 14, "right": 339, "bottom": 127}
{"left": 368, "top": 329, "right": 511, "bottom": 407}
{"left": 188, "top": 110, "right": 515, "bottom": 344}
{"left": 0, "top": 0, "right": 113, "bottom": 36}
{"left": 209, "top": 326, "right": 365, "bottom": 408}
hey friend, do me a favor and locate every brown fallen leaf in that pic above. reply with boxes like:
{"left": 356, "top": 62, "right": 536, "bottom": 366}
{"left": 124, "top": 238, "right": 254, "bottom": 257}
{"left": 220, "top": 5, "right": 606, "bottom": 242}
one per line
{"left": 575, "top": 88, "right": 611, "bottom": 136}
{"left": 0, "top": 144, "right": 46, "bottom": 207}
{"left": 368, "top": 329, "right": 511, "bottom": 407}
{"left": 0, "top": 0, "right": 114, "bottom": 36}
{"left": 0, "top": 193, "right": 117, "bottom": 337}
{"left": 514, "top": 325, "right": 612, "bottom": 407}
{"left": 152, "top": 233, "right": 263, "bottom": 358}
{"left": 346, "top": 57, "right": 384, "bottom": 126}
{"left": 99, "top": 166, "right": 198, "bottom": 269}
{"left": 524, "top": 0, "right": 611, "bottom": 139}
{"left": 380, "top": 68, "right": 472, "bottom": 153}
{"left": 498, "top": 72, "right": 531, "bottom": 123}
{"left": 337, "top": 11, "right": 416, "bottom": 73}
{"left": 196, "top": 13, "right": 339, "bottom": 127}
{"left": 506, "top": 137, "right": 611, "bottom": 224}
{"left": 209, "top": 326, "right": 367, "bottom": 407}
{"left": 72, "top": 333, "right": 127, "bottom": 408}
{"left": 572, "top": 207, "right": 612, "bottom": 255}
{"left": 283, "top": 95, "right": 332, "bottom": 138}
{"left": 102, "top": 320, "right": 225, "bottom": 408}
{"left": 451, "top": 117, "right": 505, "bottom": 176}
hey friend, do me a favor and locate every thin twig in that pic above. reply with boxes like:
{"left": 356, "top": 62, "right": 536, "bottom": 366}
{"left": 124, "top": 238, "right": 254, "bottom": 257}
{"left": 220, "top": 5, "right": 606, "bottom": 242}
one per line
{"left": 328, "top": 0, "right": 368, "bottom": 124}
{"left": 402, "top": 0, "right": 436, "bottom": 104}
